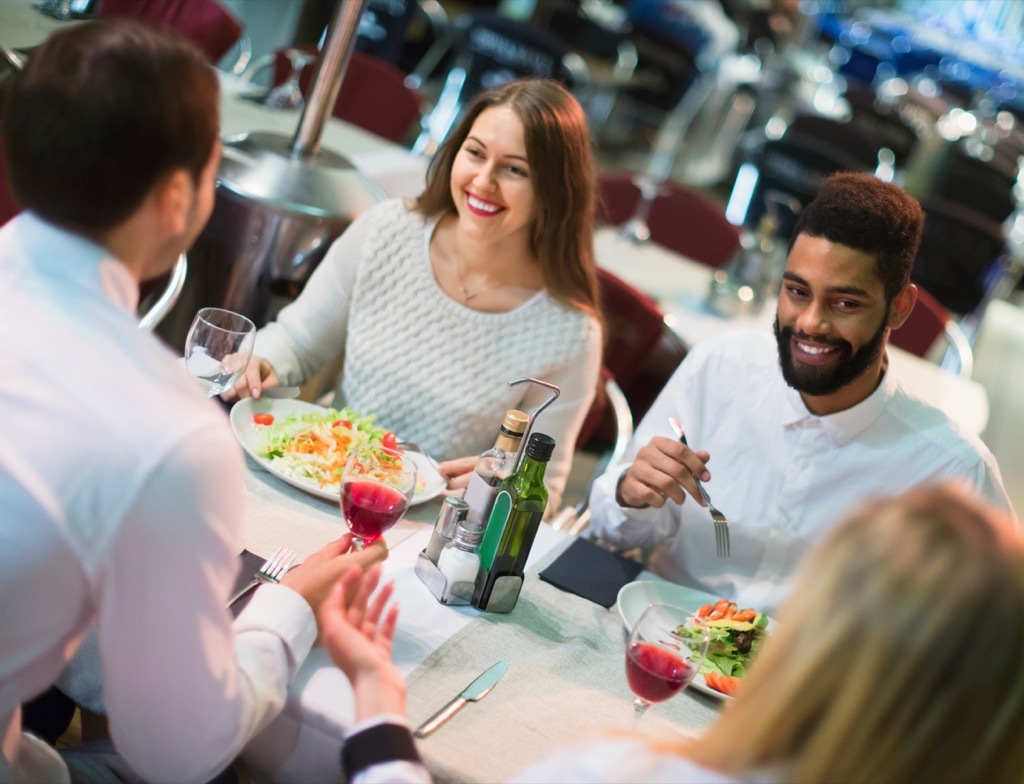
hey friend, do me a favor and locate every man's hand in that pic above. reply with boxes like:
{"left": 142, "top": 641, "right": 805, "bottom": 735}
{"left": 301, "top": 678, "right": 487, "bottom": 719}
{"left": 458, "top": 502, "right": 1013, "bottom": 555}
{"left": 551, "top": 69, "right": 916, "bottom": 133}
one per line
{"left": 221, "top": 355, "right": 279, "bottom": 402}
{"left": 280, "top": 535, "right": 387, "bottom": 621}
{"left": 616, "top": 436, "right": 712, "bottom": 509}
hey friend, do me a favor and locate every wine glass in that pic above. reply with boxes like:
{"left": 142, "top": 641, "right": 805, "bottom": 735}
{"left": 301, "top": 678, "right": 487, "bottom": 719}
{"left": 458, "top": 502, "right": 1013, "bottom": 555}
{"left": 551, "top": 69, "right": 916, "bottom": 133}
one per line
{"left": 340, "top": 445, "right": 417, "bottom": 550}
{"left": 625, "top": 603, "right": 709, "bottom": 722}
{"left": 183, "top": 307, "right": 256, "bottom": 397}
{"left": 263, "top": 48, "right": 318, "bottom": 111}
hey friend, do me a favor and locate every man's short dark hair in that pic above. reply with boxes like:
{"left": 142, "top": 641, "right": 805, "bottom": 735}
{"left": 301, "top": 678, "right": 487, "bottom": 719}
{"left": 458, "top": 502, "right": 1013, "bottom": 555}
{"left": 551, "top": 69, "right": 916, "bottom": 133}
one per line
{"left": 791, "top": 173, "right": 923, "bottom": 302}
{"left": 2, "top": 19, "right": 219, "bottom": 233}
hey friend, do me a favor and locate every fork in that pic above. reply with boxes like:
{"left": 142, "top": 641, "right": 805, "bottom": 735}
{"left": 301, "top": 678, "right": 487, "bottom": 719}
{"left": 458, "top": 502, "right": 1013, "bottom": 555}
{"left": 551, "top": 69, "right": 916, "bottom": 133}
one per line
{"left": 226, "top": 546, "right": 298, "bottom": 608}
{"left": 668, "top": 417, "right": 731, "bottom": 558}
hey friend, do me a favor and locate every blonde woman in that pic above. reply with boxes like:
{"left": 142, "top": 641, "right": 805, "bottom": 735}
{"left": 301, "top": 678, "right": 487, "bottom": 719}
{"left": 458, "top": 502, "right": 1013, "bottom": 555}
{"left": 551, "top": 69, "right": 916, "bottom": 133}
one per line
{"left": 320, "top": 483, "right": 1024, "bottom": 784}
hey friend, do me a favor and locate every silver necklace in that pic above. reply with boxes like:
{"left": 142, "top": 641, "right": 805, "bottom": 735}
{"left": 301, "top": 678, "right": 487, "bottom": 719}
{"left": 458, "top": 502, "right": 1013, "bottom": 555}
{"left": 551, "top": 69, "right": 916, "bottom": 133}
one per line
{"left": 455, "top": 257, "right": 506, "bottom": 302}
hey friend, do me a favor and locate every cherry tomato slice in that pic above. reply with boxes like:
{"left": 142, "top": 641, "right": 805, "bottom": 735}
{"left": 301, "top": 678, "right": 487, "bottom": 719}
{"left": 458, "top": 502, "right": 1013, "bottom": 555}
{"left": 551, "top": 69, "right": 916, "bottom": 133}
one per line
{"left": 253, "top": 413, "right": 274, "bottom": 426}
{"left": 332, "top": 419, "right": 351, "bottom": 429}
{"left": 382, "top": 431, "right": 398, "bottom": 450}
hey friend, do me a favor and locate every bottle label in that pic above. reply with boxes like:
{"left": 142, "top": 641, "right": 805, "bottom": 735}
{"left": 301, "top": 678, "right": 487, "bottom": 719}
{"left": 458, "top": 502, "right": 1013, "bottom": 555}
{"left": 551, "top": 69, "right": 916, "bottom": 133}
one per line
{"left": 478, "top": 490, "right": 512, "bottom": 571}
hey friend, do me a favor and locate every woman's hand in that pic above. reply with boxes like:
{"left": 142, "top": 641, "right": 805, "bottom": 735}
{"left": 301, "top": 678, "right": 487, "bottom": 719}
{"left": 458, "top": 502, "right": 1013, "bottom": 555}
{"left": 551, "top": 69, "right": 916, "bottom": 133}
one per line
{"left": 221, "top": 355, "right": 279, "bottom": 402}
{"left": 436, "top": 456, "right": 477, "bottom": 494}
{"left": 318, "top": 565, "right": 407, "bottom": 721}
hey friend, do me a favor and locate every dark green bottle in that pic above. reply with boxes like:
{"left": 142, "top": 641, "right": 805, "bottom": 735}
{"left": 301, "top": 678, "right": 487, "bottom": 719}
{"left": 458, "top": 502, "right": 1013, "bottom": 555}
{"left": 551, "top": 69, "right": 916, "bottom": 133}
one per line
{"left": 472, "top": 432, "right": 555, "bottom": 612}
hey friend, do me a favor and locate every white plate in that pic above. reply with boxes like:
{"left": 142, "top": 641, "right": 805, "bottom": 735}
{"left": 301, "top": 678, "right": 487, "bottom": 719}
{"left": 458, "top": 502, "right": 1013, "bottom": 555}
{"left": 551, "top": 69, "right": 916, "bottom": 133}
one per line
{"left": 616, "top": 580, "right": 771, "bottom": 701}
{"left": 230, "top": 398, "right": 447, "bottom": 506}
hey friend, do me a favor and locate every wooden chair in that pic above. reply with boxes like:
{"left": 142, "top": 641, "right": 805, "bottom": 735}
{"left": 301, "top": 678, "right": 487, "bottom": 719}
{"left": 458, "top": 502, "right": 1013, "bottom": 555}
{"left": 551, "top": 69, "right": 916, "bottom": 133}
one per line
{"left": 597, "top": 173, "right": 740, "bottom": 267}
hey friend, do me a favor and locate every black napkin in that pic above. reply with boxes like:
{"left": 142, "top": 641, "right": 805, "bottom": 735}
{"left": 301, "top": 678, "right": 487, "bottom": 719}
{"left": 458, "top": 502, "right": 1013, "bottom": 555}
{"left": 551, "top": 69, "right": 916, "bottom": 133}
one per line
{"left": 539, "top": 537, "right": 643, "bottom": 608}
{"left": 230, "top": 550, "right": 266, "bottom": 617}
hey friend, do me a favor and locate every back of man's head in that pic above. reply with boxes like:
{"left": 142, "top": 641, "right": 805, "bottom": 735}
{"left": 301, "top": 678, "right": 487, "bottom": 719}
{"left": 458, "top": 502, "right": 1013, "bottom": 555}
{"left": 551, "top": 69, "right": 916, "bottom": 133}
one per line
{"left": 791, "top": 173, "right": 923, "bottom": 302}
{"left": 2, "top": 19, "right": 219, "bottom": 234}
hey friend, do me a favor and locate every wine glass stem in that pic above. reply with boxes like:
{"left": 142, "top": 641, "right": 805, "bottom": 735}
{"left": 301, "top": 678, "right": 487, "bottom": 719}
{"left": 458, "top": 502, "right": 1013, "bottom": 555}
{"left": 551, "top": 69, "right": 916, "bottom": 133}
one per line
{"left": 632, "top": 697, "right": 650, "bottom": 728}
{"left": 350, "top": 535, "right": 366, "bottom": 551}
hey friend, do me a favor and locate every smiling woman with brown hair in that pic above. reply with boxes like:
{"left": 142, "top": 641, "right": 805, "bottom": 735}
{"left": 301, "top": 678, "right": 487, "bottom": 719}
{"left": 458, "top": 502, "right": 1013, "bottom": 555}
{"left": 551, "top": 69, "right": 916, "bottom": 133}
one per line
{"left": 228, "top": 78, "right": 603, "bottom": 513}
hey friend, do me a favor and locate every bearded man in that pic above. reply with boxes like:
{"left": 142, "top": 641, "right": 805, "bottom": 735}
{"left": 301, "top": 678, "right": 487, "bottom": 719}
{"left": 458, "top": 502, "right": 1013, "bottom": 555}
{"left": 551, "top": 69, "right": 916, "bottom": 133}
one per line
{"left": 588, "top": 173, "right": 1013, "bottom": 612}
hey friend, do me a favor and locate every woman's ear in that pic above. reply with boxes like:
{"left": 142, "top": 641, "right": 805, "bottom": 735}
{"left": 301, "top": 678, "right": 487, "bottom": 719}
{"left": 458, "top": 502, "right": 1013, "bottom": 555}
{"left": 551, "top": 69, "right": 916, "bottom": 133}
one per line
{"left": 888, "top": 283, "right": 918, "bottom": 330}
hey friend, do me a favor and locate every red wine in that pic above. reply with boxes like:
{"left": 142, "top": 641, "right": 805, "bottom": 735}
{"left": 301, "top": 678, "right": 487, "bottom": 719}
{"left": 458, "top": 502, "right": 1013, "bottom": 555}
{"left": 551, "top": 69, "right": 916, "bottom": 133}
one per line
{"left": 626, "top": 642, "right": 693, "bottom": 703}
{"left": 341, "top": 480, "right": 408, "bottom": 543}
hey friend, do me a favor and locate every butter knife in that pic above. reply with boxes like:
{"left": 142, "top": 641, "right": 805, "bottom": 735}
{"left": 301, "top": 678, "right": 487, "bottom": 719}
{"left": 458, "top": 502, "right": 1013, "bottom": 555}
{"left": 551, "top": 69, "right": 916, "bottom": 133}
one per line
{"left": 413, "top": 660, "right": 509, "bottom": 738}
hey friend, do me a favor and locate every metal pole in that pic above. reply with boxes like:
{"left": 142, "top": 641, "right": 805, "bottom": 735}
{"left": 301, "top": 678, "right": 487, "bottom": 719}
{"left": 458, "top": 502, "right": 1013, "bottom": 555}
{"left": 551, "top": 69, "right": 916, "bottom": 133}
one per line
{"left": 291, "top": 0, "right": 369, "bottom": 158}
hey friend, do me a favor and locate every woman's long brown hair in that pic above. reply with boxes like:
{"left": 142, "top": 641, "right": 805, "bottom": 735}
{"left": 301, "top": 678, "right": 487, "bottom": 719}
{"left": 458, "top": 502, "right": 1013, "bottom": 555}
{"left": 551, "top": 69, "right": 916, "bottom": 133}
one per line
{"left": 415, "top": 79, "right": 600, "bottom": 320}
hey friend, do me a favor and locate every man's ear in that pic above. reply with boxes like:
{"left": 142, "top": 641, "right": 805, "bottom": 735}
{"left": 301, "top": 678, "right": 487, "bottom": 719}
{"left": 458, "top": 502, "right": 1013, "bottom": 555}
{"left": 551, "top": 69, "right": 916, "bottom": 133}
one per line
{"left": 888, "top": 283, "right": 918, "bottom": 330}
{"left": 151, "top": 169, "right": 191, "bottom": 237}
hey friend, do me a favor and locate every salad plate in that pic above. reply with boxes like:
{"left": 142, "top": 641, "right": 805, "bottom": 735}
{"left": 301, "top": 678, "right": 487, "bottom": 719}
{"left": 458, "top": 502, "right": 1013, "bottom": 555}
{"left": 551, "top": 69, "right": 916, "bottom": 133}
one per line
{"left": 230, "top": 397, "right": 447, "bottom": 506}
{"left": 617, "top": 580, "right": 772, "bottom": 700}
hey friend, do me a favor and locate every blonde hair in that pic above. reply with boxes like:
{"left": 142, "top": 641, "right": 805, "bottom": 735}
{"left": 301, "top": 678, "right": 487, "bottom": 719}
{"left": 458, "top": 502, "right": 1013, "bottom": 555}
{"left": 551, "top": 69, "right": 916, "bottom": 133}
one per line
{"left": 685, "top": 483, "right": 1024, "bottom": 784}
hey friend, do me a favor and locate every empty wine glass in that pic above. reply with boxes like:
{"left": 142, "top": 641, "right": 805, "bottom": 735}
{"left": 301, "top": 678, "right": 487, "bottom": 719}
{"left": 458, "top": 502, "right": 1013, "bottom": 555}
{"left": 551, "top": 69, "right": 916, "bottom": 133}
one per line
{"left": 340, "top": 445, "right": 417, "bottom": 550}
{"left": 183, "top": 307, "right": 255, "bottom": 397}
{"left": 625, "top": 603, "right": 709, "bottom": 722}
{"left": 263, "top": 48, "right": 318, "bottom": 111}
{"left": 619, "top": 174, "right": 669, "bottom": 244}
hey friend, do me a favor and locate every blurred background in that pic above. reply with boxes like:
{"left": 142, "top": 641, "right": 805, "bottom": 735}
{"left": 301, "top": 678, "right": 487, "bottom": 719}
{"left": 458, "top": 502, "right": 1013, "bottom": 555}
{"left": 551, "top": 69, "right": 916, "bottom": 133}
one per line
{"left": 4, "top": 0, "right": 1024, "bottom": 513}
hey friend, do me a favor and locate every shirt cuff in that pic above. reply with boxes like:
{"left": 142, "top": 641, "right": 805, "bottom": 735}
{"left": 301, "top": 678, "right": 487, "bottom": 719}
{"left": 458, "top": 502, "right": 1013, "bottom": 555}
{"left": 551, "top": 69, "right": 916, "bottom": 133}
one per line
{"left": 232, "top": 583, "right": 317, "bottom": 673}
{"left": 342, "top": 722, "right": 421, "bottom": 780}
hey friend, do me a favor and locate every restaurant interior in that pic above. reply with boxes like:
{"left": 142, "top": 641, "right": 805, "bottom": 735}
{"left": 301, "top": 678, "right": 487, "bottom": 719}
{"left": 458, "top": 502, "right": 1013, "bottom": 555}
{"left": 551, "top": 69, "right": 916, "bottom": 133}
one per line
{"left": 205, "top": 0, "right": 1024, "bottom": 513}
{"left": 4, "top": 0, "right": 1024, "bottom": 778}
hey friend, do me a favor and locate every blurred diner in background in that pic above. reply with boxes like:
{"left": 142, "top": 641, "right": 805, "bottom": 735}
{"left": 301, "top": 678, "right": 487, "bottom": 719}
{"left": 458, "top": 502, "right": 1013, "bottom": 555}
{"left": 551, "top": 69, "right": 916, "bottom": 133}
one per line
{"left": 4, "top": 0, "right": 1024, "bottom": 780}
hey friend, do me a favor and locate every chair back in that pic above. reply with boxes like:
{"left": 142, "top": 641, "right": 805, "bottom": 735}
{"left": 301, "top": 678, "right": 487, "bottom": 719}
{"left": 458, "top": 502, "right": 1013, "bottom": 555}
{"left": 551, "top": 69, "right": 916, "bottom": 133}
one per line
{"left": 890, "top": 285, "right": 948, "bottom": 357}
{"left": 932, "top": 150, "right": 1018, "bottom": 224}
{"left": 413, "top": 11, "right": 576, "bottom": 153}
{"left": 914, "top": 198, "right": 1006, "bottom": 316}
{"left": 890, "top": 285, "right": 975, "bottom": 377}
{"left": 577, "top": 269, "right": 686, "bottom": 449}
{"left": 357, "top": 0, "right": 419, "bottom": 67}
{"left": 597, "top": 174, "right": 740, "bottom": 267}
{"left": 738, "top": 127, "right": 876, "bottom": 237}
{"left": 275, "top": 49, "right": 424, "bottom": 144}
{"left": 96, "top": 0, "right": 243, "bottom": 65}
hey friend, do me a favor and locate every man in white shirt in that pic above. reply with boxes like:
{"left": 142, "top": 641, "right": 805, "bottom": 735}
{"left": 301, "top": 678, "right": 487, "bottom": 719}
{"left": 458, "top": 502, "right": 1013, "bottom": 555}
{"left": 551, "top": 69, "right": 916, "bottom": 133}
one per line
{"left": 589, "top": 173, "right": 1013, "bottom": 613}
{"left": 0, "top": 20, "right": 383, "bottom": 782}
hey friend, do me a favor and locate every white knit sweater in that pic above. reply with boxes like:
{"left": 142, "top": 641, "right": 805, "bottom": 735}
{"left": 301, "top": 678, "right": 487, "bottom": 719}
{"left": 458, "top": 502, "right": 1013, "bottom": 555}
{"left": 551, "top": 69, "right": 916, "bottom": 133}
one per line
{"left": 255, "top": 199, "right": 603, "bottom": 511}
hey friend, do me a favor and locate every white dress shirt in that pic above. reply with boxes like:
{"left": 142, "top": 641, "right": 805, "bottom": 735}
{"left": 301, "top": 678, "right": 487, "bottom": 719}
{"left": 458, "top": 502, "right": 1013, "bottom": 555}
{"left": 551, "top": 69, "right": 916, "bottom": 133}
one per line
{"left": 0, "top": 214, "right": 316, "bottom": 782}
{"left": 590, "top": 330, "right": 1014, "bottom": 614}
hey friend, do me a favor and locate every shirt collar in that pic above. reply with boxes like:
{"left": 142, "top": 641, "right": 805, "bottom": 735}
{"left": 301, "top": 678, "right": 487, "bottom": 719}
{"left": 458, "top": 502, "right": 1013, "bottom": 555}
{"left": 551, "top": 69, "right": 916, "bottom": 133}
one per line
{"left": 17, "top": 212, "right": 140, "bottom": 314}
{"left": 778, "top": 357, "right": 896, "bottom": 445}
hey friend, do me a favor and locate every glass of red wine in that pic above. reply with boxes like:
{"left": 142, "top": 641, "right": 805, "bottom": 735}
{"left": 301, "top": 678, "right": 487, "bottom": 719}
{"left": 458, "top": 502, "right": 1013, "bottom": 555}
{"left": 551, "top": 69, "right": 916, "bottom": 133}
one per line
{"left": 340, "top": 444, "right": 417, "bottom": 550}
{"left": 626, "top": 603, "right": 709, "bottom": 722}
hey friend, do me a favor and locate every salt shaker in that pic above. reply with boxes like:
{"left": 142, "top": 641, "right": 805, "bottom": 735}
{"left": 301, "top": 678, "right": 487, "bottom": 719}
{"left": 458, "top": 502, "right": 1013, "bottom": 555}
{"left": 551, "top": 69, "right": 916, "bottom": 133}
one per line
{"left": 424, "top": 496, "right": 468, "bottom": 565}
{"left": 437, "top": 522, "right": 483, "bottom": 605}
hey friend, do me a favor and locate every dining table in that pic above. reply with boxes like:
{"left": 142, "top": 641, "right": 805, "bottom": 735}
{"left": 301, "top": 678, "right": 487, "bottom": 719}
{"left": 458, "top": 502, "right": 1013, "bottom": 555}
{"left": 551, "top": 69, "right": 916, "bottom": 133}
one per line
{"left": 234, "top": 459, "right": 723, "bottom": 783}
{"left": 593, "top": 226, "right": 991, "bottom": 436}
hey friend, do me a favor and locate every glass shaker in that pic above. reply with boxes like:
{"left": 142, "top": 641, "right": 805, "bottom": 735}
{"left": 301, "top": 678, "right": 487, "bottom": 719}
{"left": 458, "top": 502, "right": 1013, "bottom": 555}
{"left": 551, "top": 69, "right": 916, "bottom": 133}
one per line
{"left": 424, "top": 496, "right": 468, "bottom": 564}
{"left": 438, "top": 522, "right": 483, "bottom": 605}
